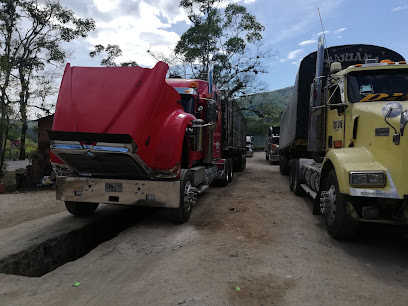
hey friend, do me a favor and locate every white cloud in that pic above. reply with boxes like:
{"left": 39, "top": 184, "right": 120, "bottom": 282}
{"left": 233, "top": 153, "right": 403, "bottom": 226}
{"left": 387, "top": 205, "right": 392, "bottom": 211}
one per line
{"left": 287, "top": 49, "right": 303, "bottom": 60}
{"left": 299, "top": 39, "right": 317, "bottom": 46}
{"left": 84, "top": 1, "right": 190, "bottom": 67}
{"left": 244, "top": 0, "right": 256, "bottom": 3}
{"left": 334, "top": 27, "right": 346, "bottom": 33}
{"left": 93, "top": 0, "right": 120, "bottom": 13}
{"left": 392, "top": 5, "right": 408, "bottom": 11}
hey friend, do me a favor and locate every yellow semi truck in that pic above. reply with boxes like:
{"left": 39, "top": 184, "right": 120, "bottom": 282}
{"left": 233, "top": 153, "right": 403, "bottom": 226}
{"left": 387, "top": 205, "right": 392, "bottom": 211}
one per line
{"left": 279, "top": 37, "right": 408, "bottom": 239}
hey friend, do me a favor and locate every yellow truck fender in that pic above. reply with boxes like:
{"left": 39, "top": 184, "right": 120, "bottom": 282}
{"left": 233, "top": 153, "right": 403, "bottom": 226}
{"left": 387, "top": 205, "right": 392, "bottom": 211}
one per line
{"left": 321, "top": 147, "right": 385, "bottom": 195}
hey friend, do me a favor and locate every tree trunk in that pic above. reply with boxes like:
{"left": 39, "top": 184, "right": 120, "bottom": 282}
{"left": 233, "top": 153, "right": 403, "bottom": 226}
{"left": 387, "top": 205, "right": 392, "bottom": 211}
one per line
{"left": 18, "top": 67, "right": 30, "bottom": 160}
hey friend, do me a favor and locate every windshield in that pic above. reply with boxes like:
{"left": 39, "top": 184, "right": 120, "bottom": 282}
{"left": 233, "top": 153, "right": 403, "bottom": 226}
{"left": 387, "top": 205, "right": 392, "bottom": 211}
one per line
{"left": 180, "top": 96, "right": 195, "bottom": 114}
{"left": 347, "top": 69, "right": 408, "bottom": 103}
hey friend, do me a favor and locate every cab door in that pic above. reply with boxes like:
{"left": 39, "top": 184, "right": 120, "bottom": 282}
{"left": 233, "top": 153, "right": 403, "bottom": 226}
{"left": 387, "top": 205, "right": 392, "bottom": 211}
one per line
{"left": 326, "top": 80, "right": 346, "bottom": 150}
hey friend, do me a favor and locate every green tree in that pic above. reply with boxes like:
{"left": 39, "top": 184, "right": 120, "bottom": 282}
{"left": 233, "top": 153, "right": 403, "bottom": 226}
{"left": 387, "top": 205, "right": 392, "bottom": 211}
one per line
{"left": 0, "top": 0, "right": 95, "bottom": 166}
{"left": 90, "top": 44, "right": 139, "bottom": 67}
{"left": 175, "top": 0, "right": 271, "bottom": 98}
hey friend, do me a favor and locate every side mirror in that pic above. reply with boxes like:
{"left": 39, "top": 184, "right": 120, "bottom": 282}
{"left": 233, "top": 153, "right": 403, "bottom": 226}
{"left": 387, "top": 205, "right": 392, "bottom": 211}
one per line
{"left": 400, "top": 110, "right": 408, "bottom": 136}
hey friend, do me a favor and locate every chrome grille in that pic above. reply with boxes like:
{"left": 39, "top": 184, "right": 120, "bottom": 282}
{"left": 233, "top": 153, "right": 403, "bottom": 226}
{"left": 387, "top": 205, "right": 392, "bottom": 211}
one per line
{"left": 58, "top": 153, "right": 147, "bottom": 177}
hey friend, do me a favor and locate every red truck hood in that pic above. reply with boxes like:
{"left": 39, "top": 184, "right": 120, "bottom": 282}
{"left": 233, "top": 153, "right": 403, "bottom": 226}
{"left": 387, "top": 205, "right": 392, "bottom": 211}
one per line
{"left": 52, "top": 61, "right": 194, "bottom": 171}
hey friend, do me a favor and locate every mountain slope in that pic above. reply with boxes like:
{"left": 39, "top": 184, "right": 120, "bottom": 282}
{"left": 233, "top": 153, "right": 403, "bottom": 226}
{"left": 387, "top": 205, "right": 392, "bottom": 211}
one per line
{"left": 236, "top": 86, "right": 293, "bottom": 135}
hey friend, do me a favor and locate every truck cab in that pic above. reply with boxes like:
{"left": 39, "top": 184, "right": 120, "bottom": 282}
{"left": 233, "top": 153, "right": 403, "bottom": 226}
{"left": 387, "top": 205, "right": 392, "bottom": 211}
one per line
{"left": 280, "top": 41, "right": 408, "bottom": 239}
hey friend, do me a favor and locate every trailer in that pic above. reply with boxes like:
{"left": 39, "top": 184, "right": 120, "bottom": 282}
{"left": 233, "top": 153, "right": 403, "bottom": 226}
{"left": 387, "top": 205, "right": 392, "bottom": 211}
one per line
{"left": 280, "top": 37, "right": 408, "bottom": 238}
{"left": 49, "top": 61, "right": 246, "bottom": 222}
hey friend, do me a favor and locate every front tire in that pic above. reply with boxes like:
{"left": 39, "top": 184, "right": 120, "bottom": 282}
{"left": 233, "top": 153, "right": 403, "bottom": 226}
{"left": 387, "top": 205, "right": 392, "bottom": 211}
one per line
{"left": 171, "top": 170, "right": 196, "bottom": 223}
{"left": 324, "top": 170, "right": 357, "bottom": 239}
{"left": 65, "top": 201, "right": 99, "bottom": 217}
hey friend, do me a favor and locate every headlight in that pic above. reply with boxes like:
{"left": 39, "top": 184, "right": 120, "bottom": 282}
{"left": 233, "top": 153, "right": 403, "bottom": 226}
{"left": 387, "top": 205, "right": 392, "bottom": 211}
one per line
{"left": 349, "top": 171, "right": 386, "bottom": 187}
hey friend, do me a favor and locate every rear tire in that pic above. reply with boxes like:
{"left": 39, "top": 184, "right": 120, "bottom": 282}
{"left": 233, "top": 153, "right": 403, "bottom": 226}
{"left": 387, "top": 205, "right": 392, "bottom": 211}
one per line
{"left": 324, "top": 170, "right": 357, "bottom": 239}
{"left": 171, "top": 170, "right": 195, "bottom": 223}
{"left": 279, "top": 155, "right": 289, "bottom": 175}
{"left": 289, "top": 159, "right": 295, "bottom": 191}
{"left": 292, "top": 159, "right": 305, "bottom": 196}
{"left": 241, "top": 154, "right": 246, "bottom": 171}
{"left": 227, "top": 158, "right": 233, "bottom": 183}
{"left": 65, "top": 201, "right": 99, "bottom": 217}
{"left": 217, "top": 160, "right": 229, "bottom": 187}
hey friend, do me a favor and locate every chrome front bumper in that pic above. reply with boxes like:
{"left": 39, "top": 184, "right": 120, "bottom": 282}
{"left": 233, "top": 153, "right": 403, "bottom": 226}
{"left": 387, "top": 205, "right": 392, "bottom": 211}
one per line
{"left": 56, "top": 176, "right": 181, "bottom": 208}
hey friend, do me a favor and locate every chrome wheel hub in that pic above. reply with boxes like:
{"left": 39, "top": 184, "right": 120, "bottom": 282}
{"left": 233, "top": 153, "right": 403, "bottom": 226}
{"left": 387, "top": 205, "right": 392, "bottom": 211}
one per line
{"left": 183, "top": 181, "right": 197, "bottom": 212}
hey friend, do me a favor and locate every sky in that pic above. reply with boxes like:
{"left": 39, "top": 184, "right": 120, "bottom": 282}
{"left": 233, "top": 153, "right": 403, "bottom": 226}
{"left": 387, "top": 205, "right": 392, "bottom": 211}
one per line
{"left": 60, "top": 0, "right": 408, "bottom": 92}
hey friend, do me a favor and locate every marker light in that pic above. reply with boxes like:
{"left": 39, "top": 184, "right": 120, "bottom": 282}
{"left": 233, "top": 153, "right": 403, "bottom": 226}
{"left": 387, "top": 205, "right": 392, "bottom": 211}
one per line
{"left": 380, "top": 59, "right": 395, "bottom": 64}
{"left": 333, "top": 140, "right": 342, "bottom": 148}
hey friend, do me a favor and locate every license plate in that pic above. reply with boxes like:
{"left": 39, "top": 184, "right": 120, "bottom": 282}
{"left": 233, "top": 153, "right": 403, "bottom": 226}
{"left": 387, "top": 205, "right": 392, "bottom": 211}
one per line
{"left": 105, "top": 183, "right": 123, "bottom": 192}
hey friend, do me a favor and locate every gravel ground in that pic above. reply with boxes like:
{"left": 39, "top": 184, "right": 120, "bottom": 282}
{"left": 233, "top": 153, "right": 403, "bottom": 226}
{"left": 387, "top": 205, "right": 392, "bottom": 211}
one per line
{"left": 1, "top": 152, "right": 408, "bottom": 305}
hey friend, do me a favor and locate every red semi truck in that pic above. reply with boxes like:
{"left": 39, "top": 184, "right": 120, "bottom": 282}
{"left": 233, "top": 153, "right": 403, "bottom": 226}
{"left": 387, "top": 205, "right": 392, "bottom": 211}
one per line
{"left": 49, "top": 61, "right": 246, "bottom": 222}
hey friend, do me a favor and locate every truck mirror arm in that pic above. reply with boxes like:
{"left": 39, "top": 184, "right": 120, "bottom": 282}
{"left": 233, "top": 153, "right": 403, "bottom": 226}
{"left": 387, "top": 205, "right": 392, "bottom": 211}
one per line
{"left": 384, "top": 107, "right": 400, "bottom": 145}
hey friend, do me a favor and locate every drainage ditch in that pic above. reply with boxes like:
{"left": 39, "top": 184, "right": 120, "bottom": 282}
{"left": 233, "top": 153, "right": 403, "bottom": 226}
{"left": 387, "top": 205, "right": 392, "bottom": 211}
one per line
{"left": 0, "top": 206, "right": 152, "bottom": 277}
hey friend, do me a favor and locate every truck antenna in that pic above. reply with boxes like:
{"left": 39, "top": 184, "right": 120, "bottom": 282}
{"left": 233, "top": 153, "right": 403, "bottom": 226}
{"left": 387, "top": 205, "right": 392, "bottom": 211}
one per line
{"left": 318, "top": 8, "right": 330, "bottom": 61}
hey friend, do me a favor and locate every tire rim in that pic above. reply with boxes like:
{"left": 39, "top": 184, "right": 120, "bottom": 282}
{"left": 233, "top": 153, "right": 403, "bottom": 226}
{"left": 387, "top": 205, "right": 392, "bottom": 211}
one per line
{"left": 184, "top": 181, "right": 196, "bottom": 212}
{"left": 326, "top": 185, "right": 337, "bottom": 225}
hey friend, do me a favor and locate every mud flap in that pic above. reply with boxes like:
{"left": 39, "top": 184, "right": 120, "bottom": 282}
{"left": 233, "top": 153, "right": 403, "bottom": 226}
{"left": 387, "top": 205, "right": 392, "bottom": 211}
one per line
{"left": 347, "top": 201, "right": 359, "bottom": 220}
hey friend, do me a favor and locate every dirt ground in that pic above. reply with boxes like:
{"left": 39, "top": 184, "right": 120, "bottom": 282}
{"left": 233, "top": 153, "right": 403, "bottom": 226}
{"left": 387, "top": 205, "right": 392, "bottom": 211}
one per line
{"left": 1, "top": 152, "right": 408, "bottom": 305}
{"left": 0, "top": 188, "right": 65, "bottom": 230}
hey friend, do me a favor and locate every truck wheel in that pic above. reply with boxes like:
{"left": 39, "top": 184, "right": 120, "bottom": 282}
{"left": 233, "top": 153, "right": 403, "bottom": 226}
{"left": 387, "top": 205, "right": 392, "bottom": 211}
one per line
{"left": 240, "top": 154, "right": 246, "bottom": 171}
{"left": 279, "top": 155, "right": 289, "bottom": 175}
{"left": 292, "top": 159, "right": 305, "bottom": 196}
{"left": 65, "top": 201, "right": 99, "bottom": 217}
{"left": 324, "top": 170, "right": 357, "bottom": 239}
{"left": 218, "top": 160, "right": 229, "bottom": 187}
{"left": 171, "top": 170, "right": 196, "bottom": 223}
{"left": 227, "top": 158, "right": 233, "bottom": 183}
{"left": 289, "top": 159, "right": 295, "bottom": 191}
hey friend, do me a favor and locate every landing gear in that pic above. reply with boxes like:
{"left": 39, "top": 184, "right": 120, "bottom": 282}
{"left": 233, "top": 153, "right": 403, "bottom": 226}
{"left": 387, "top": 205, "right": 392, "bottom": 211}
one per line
{"left": 321, "top": 170, "right": 357, "bottom": 239}
{"left": 65, "top": 201, "right": 99, "bottom": 217}
{"left": 171, "top": 170, "right": 196, "bottom": 223}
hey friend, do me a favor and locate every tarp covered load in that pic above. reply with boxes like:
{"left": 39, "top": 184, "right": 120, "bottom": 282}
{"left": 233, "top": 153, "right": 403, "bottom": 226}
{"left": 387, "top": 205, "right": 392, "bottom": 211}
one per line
{"left": 279, "top": 44, "right": 405, "bottom": 152}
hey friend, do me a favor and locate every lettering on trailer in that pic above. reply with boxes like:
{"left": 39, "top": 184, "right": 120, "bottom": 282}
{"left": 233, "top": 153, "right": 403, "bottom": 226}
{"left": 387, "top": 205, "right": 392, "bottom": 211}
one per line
{"left": 332, "top": 120, "right": 343, "bottom": 131}
{"left": 375, "top": 127, "right": 390, "bottom": 136}
{"left": 324, "top": 52, "right": 378, "bottom": 65}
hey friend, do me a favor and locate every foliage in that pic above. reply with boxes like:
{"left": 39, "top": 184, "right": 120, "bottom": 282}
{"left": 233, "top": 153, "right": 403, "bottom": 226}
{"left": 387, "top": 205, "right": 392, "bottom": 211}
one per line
{"left": 239, "top": 86, "right": 293, "bottom": 135}
{"left": 237, "top": 86, "right": 293, "bottom": 119}
{"left": 0, "top": 0, "right": 95, "bottom": 164}
{"left": 90, "top": 44, "right": 139, "bottom": 67}
{"left": 172, "top": 0, "right": 272, "bottom": 98}
{"left": 246, "top": 116, "right": 271, "bottom": 135}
